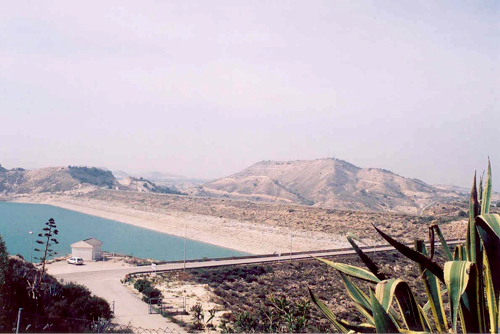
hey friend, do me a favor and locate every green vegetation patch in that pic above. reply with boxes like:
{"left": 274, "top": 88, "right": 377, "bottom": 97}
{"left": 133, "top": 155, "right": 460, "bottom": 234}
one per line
{"left": 67, "top": 166, "right": 115, "bottom": 187}
{"left": 0, "top": 235, "right": 112, "bottom": 332}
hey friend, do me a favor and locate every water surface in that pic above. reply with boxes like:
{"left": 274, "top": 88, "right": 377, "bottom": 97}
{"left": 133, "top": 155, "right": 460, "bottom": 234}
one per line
{"left": 0, "top": 202, "right": 247, "bottom": 262}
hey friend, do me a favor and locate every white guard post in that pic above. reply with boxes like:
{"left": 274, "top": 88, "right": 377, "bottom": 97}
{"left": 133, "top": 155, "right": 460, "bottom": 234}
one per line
{"left": 151, "top": 263, "right": 157, "bottom": 275}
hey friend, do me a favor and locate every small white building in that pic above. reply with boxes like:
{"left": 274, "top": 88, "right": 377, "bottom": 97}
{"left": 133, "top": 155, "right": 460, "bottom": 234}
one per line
{"left": 71, "top": 238, "right": 103, "bottom": 261}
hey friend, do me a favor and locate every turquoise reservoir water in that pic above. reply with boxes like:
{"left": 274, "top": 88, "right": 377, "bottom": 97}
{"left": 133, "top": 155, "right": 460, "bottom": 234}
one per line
{"left": 0, "top": 202, "right": 247, "bottom": 262}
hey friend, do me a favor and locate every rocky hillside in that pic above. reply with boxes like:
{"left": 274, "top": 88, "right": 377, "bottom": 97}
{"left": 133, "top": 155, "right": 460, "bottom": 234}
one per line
{"left": 118, "top": 176, "right": 164, "bottom": 193}
{"left": 0, "top": 165, "right": 181, "bottom": 196}
{"left": 0, "top": 166, "right": 117, "bottom": 195}
{"left": 189, "top": 158, "right": 461, "bottom": 213}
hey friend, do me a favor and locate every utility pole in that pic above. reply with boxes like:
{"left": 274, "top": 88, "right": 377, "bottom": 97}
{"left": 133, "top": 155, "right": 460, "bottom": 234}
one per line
{"left": 16, "top": 308, "right": 23, "bottom": 334}
{"left": 183, "top": 225, "right": 187, "bottom": 271}
{"left": 290, "top": 234, "right": 293, "bottom": 262}
{"left": 29, "top": 231, "right": 33, "bottom": 263}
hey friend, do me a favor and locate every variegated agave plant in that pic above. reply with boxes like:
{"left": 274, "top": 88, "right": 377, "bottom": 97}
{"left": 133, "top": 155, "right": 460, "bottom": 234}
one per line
{"left": 309, "top": 160, "right": 499, "bottom": 333}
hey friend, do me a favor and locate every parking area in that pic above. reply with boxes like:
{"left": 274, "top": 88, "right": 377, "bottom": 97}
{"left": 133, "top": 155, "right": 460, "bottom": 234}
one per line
{"left": 46, "top": 258, "right": 134, "bottom": 276}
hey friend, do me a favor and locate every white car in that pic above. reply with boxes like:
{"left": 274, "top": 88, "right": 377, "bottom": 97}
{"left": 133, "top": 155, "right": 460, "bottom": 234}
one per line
{"left": 67, "top": 257, "right": 84, "bottom": 265}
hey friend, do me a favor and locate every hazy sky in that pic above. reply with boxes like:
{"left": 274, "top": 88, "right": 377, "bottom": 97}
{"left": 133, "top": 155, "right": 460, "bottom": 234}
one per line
{"left": 1, "top": 1, "right": 498, "bottom": 187}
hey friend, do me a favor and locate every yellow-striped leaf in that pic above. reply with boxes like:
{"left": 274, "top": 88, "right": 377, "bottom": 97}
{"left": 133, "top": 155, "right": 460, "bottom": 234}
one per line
{"left": 481, "top": 158, "right": 492, "bottom": 215}
{"left": 339, "top": 319, "right": 376, "bottom": 333}
{"left": 483, "top": 252, "right": 497, "bottom": 333}
{"left": 370, "top": 290, "right": 399, "bottom": 333}
{"left": 338, "top": 271, "right": 372, "bottom": 311}
{"left": 444, "top": 261, "right": 480, "bottom": 333}
{"left": 308, "top": 287, "right": 349, "bottom": 333}
{"left": 314, "top": 257, "right": 381, "bottom": 283}
{"left": 453, "top": 244, "right": 467, "bottom": 261}
{"left": 476, "top": 213, "right": 500, "bottom": 325}
{"left": 414, "top": 240, "right": 448, "bottom": 332}
{"left": 417, "top": 304, "right": 432, "bottom": 332}
{"left": 431, "top": 225, "right": 453, "bottom": 261}
{"left": 375, "top": 279, "right": 425, "bottom": 331}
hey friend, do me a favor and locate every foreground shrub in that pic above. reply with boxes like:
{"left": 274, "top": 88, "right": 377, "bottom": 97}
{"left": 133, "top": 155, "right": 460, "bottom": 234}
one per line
{"left": 0, "top": 239, "right": 112, "bottom": 332}
{"left": 141, "top": 286, "right": 162, "bottom": 303}
{"left": 133, "top": 278, "right": 152, "bottom": 293}
{"left": 220, "top": 296, "right": 311, "bottom": 332}
{"left": 131, "top": 276, "right": 163, "bottom": 304}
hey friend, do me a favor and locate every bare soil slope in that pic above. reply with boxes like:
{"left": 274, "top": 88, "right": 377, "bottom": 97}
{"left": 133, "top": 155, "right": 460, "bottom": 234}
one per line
{"left": 191, "top": 158, "right": 461, "bottom": 213}
{"left": 118, "top": 177, "right": 164, "bottom": 193}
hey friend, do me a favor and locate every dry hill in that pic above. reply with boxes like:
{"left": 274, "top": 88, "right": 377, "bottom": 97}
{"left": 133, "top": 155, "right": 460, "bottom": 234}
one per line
{"left": 0, "top": 166, "right": 117, "bottom": 195}
{"left": 190, "top": 158, "right": 461, "bottom": 213}
{"left": 0, "top": 166, "right": 174, "bottom": 196}
{"left": 0, "top": 164, "right": 193, "bottom": 198}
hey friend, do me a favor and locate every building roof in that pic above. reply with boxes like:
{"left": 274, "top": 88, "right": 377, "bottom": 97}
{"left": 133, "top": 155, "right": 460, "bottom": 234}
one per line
{"left": 83, "top": 237, "right": 103, "bottom": 247}
{"left": 71, "top": 240, "right": 93, "bottom": 248}
{"left": 71, "top": 237, "right": 103, "bottom": 248}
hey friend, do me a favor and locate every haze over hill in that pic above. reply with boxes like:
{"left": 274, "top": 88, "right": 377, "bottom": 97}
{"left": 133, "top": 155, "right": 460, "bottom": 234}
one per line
{"left": 113, "top": 170, "right": 187, "bottom": 181}
{"left": 113, "top": 170, "right": 208, "bottom": 191}
{"left": 190, "top": 158, "right": 463, "bottom": 213}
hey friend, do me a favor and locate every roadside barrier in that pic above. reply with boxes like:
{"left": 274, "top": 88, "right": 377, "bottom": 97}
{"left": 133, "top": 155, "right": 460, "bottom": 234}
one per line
{"left": 127, "top": 238, "right": 464, "bottom": 277}
{"left": 130, "top": 237, "right": 463, "bottom": 267}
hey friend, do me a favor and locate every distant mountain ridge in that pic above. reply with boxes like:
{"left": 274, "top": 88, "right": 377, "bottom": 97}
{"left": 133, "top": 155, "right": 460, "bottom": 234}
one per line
{"left": 113, "top": 170, "right": 208, "bottom": 191}
{"left": 190, "top": 158, "right": 462, "bottom": 213}
{"left": 113, "top": 170, "right": 186, "bottom": 181}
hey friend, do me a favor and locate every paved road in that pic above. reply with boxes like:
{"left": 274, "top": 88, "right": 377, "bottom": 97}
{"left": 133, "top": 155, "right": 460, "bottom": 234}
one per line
{"left": 54, "top": 239, "right": 462, "bottom": 332}
{"left": 54, "top": 269, "right": 185, "bottom": 333}
{"left": 419, "top": 197, "right": 461, "bottom": 215}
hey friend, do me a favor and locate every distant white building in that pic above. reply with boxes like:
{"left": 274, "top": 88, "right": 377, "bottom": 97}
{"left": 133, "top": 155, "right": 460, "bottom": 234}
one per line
{"left": 71, "top": 238, "right": 103, "bottom": 261}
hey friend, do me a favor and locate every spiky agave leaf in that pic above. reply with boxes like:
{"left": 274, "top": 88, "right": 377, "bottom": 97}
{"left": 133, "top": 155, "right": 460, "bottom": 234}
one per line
{"left": 417, "top": 304, "right": 432, "bottom": 332}
{"left": 372, "top": 224, "right": 445, "bottom": 283}
{"left": 308, "top": 287, "right": 349, "bottom": 333}
{"left": 314, "top": 257, "right": 381, "bottom": 283}
{"left": 454, "top": 244, "right": 467, "bottom": 261}
{"left": 464, "top": 179, "right": 487, "bottom": 333}
{"left": 482, "top": 159, "right": 492, "bottom": 215}
{"left": 375, "top": 279, "right": 426, "bottom": 331}
{"left": 429, "top": 225, "right": 453, "bottom": 261}
{"left": 369, "top": 290, "right": 399, "bottom": 333}
{"left": 483, "top": 251, "right": 497, "bottom": 333}
{"left": 479, "top": 171, "right": 484, "bottom": 205}
{"left": 339, "top": 319, "right": 376, "bottom": 333}
{"left": 444, "top": 261, "right": 480, "bottom": 333}
{"left": 414, "top": 240, "right": 448, "bottom": 332}
{"left": 338, "top": 271, "right": 372, "bottom": 311}
{"left": 467, "top": 173, "right": 479, "bottom": 261}
{"left": 335, "top": 271, "right": 378, "bottom": 326}
{"left": 346, "top": 233, "right": 387, "bottom": 281}
{"left": 476, "top": 214, "right": 500, "bottom": 308}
